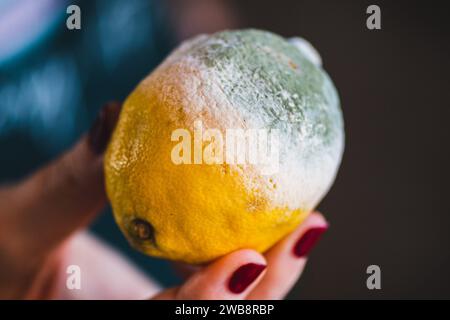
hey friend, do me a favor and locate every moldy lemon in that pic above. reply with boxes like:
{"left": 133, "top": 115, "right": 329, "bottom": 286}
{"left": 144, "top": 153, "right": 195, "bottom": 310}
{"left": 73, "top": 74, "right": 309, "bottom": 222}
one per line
{"left": 105, "top": 29, "right": 344, "bottom": 264}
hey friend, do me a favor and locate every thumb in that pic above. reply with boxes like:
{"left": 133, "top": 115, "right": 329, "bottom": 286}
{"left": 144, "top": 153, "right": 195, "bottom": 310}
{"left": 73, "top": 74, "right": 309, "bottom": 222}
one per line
{"left": 153, "top": 250, "right": 267, "bottom": 300}
{"left": 0, "top": 102, "right": 121, "bottom": 258}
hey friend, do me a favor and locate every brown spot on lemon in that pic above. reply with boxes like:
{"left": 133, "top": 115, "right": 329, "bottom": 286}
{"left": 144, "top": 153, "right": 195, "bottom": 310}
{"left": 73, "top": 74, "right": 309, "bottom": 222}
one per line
{"left": 130, "top": 218, "right": 156, "bottom": 244}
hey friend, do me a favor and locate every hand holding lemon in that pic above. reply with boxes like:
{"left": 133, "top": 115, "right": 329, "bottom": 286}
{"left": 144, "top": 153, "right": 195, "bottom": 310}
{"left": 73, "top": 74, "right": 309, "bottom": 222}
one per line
{"left": 0, "top": 29, "right": 343, "bottom": 300}
{"left": 105, "top": 29, "right": 344, "bottom": 264}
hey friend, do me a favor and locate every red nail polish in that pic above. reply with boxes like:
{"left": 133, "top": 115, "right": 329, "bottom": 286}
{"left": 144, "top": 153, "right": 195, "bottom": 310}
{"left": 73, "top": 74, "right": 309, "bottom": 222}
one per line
{"left": 293, "top": 227, "right": 328, "bottom": 258}
{"left": 88, "top": 102, "right": 121, "bottom": 154}
{"left": 228, "top": 263, "right": 266, "bottom": 294}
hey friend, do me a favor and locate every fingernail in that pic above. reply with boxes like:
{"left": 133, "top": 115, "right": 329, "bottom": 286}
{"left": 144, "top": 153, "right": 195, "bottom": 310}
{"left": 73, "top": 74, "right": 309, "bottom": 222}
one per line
{"left": 88, "top": 102, "right": 121, "bottom": 155}
{"left": 228, "top": 263, "right": 266, "bottom": 294}
{"left": 293, "top": 226, "right": 328, "bottom": 258}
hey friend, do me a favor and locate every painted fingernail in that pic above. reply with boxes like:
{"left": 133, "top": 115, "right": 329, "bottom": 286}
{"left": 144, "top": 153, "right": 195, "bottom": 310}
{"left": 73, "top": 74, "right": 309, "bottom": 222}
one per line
{"left": 228, "top": 263, "right": 266, "bottom": 294}
{"left": 88, "top": 102, "right": 121, "bottom": 154}
{"left": 293, "top": 226, "right": 328, "bottom": 258}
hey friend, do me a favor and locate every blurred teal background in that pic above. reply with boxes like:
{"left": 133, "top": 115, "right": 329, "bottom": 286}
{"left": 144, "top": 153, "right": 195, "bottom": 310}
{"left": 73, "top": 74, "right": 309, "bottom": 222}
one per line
{"left": 0, "top": 0, "right": 179, "bottom": 286}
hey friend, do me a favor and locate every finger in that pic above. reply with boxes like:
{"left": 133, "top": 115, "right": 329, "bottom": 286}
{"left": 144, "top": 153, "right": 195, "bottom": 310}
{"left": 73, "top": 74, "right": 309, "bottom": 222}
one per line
{"left": 153, "top": 249, "right": 267, "bottom": 300}
{"left": 172, "top": 262, "right": 203, "bottom": 280}
{"left": 247, "top": 212, "right": 328, "bottom": 299}
{"left": 0, "top": 102, "right": 121, "bottom": 258}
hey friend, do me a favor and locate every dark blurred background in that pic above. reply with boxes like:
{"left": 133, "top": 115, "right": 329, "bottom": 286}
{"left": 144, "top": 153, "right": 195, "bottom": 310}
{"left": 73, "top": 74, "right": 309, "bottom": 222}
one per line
{"left": 1, "top": 0, "right": 449, "bottom": 299}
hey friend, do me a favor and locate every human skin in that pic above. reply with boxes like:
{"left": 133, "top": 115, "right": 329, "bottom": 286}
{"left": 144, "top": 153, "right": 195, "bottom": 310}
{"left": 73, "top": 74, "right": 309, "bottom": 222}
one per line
{"left": 0, "top": 103, "right": 328, "bottom": 300}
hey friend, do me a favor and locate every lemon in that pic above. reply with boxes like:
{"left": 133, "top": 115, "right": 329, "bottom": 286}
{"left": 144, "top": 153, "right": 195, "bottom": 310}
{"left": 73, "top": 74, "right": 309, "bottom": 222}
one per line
{"left": 105, "top": 30, "right": 344, "bottom": 264}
